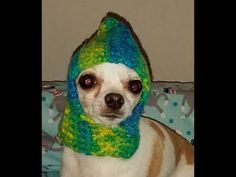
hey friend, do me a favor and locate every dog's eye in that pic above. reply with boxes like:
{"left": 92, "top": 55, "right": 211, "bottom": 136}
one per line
{"left": 128, "top": 80, "right": 142, "bottom": 94}
{"left": 78, "top": 74, "right": 97, "bottom": 89}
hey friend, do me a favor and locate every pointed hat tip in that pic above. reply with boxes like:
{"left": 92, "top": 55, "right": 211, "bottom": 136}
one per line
{"left": 98, "top": 12, "right": 132, "bottom": 34}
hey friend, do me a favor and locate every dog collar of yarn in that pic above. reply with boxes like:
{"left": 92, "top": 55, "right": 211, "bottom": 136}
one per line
{"left": 58, "top": 13, "right": 151, "bottom": 159}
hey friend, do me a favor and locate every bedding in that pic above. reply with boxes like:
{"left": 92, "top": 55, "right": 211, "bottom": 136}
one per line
{"left": 42, "top": 81, "right": 194, "bottom": 176}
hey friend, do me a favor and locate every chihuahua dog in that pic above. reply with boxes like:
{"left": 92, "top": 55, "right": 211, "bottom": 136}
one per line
{"left": 60, "top": 63, "right": 194, "bottom": 177}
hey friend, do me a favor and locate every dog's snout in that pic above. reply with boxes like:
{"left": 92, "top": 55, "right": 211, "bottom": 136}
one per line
{"left": 105, "top": 93, "right": 124, "bottom": 109}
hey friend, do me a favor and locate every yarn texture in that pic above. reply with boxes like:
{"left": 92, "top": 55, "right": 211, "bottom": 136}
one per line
{"left": 58, "top": 14, "right": 151, "bottom": 159}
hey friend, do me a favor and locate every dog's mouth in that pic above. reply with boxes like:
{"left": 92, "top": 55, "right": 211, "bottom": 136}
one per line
{"left": 100, "top": 113, "right": 123, "bottom": 120}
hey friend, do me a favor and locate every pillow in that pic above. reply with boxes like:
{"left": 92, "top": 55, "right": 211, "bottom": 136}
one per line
{"left": 143, "top": 81, "right": 194, "bottom": 143}
{"left": 42, "top": 81, "right": 66, "bottom": 174}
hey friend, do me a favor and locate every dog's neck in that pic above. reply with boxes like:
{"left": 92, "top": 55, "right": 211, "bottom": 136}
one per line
{"left": 58, "top": 100, "right": 145, "bottom": 159}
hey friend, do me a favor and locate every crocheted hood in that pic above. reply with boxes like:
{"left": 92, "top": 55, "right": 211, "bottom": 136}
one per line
{"left": 58, "top": 13, "right": 151, "bottom": 159}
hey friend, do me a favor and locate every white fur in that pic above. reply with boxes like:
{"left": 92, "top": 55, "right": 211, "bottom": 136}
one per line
{"left": 61, "top": 63, "right": 194, "bottom": 177}
{"left": 76, "top": 63, "right": 141, "bottom": 126}
{"left": 157, "top": 124, "right": 176, "bottom": 177}
{"left": 170, "top": 154, "right": 194, "bottom": 177}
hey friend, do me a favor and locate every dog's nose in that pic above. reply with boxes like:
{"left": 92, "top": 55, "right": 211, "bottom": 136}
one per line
{"left": 105, "top": 93, "right": 124, "bottom": 109}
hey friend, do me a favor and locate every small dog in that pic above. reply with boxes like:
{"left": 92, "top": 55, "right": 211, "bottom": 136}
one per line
{"left": 59, "top": 12, "right": 194, "bottom": 177}
{"left": 60, "top": 63, "right": 194, "bottom": 177}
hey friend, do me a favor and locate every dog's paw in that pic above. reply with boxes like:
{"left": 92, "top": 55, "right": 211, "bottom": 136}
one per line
{"left": 180, "top": 106, "right": 185, "bottom": 112}
{"left": 160, "top": 112, "right": 165, "bottom": 118}
{"left": 48, "top": 118, "right": 54, "bottom": 124}
{"left": 49, "top": 108, "right": 53, "bottom": 116}
{"left": 163, "top": 100, "right": 169, "bottom": 106}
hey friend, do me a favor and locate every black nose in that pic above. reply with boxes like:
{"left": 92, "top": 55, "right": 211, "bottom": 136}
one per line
{"left": 105, "top": 93, "right": 124, "bottom": 109}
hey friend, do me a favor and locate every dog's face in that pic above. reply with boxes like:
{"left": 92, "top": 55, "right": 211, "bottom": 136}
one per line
{"left": 76, "top": 63, "right": 142, "bottom": 126}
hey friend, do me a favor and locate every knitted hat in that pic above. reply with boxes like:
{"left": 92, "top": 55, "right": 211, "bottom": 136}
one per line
{"left": 58, "top": 12, "right": 151, "bottom": 159}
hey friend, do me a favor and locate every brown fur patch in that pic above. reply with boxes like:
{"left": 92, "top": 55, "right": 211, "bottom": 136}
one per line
{"left": 161, "top": 125, "right": 194, "bottom": 165}
{"left": 148, "top": 121, "right": 165, "bottom": 141}
{"left": 144, "top": 118, "right": 194, "bottom": 177}
{"left": 146, "top": 120, "right": 165, "bottom": 177}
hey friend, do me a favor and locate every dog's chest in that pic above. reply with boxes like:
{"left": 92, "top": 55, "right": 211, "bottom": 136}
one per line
{"left": 62, "top": 146, "right": 151, "bottom": 177}
{"left": 61, "top": 120, "right": 155, "bottom": 177}
{"left": 75, "top": 154, "right": 137, "bottom": 177}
